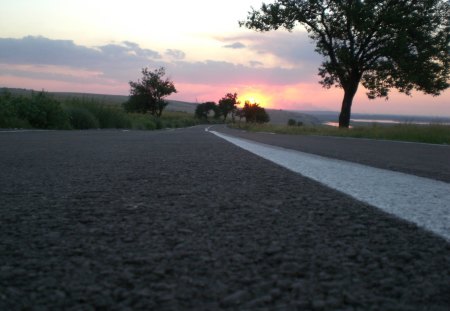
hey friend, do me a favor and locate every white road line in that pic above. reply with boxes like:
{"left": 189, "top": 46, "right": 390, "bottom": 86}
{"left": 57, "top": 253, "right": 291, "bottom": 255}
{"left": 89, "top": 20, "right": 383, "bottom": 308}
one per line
{"left": 210, "top": 130, "right": 450, "bottom": 241}
{"left": 0, "top": 130, "right": 52, "bottom": 133}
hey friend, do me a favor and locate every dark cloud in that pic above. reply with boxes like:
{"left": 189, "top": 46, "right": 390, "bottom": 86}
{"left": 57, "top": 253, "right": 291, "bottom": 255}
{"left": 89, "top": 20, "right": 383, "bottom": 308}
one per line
{"left": 165, "top": 49, "right": 186, "bottom": 60}
{"left": 223, "top": 42, "right": 246, "bottom": 49}
{"left": 0, "top": 36, "right": 163, "bottom": 82}
{"left": 222, "top": 31, "right": 322, "bottom": 67}
{"left": 0, "top": 36, "right": 100, "bottom": 67}
{"left": 0, "top": 36, "right": 161, "bottom": 67}
{"left": 0, "top": 35, "right": 319, "bottom": 88}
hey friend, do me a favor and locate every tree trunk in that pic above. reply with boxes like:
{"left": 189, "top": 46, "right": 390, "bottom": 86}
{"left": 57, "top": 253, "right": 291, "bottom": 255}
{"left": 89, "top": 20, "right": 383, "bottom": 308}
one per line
{"left": 339, "top": 81, "right": 359, "bottom": 128}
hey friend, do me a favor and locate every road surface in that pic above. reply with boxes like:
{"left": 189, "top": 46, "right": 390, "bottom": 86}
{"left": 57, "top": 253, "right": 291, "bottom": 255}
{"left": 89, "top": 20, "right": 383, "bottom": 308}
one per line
{"left": 1, "top": 126, "right": 449, "bottom": 310}
{"left": 213, "top": 125, "right": 450, "bottom": 183}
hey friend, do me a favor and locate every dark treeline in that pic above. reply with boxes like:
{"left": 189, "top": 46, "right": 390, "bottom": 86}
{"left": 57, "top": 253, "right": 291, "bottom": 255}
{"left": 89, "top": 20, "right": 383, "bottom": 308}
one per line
{"left": 195, "top": 93, "right": 270, "bottom": 124}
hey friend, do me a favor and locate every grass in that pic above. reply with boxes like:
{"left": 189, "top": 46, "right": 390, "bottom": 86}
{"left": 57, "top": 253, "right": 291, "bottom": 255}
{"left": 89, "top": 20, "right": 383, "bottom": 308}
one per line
{"left": 231, "top": 122, "right": 450, "bottom": 145}
{"left": 0, "top": 90, "right": 202, "bottom": 130}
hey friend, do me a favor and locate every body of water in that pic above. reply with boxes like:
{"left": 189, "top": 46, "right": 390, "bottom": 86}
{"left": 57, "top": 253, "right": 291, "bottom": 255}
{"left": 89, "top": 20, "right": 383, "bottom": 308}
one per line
{"left": 324, "top": 119, "right": 450, "bottom": 127}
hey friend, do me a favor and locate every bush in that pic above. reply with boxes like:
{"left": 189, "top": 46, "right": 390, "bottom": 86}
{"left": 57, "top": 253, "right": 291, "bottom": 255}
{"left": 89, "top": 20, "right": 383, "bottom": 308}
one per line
{"left": 19, "top": 92, "right": 71, "bottom": 129}
{"left": 0, "top": 93, "right": 24, "bottom": 128}
{"left": 125, "top": 113, "right": 154, "bottom": 130}
{"left": 65, "top": 107, "right": 99, "bottom": 129}
{"left": 1, "top": 89, "right": 200, "bottom": 131}
{"left": 63, "top": 98, "right": 131, "bottom": 129}
{"left": 287, "top": 119, "right": 297, "bottom": 126}
{"left": 0, "top": 91, "right": 70, "bottom": 129}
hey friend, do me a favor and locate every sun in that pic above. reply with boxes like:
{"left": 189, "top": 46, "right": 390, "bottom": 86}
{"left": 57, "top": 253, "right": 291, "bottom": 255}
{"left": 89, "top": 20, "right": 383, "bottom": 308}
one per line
{"left": 238, "top": 92, "right": 269, "bottom": 108}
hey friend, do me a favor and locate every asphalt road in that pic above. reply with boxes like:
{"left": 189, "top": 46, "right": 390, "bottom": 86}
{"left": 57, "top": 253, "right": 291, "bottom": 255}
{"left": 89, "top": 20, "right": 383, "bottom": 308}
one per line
{"left": 1, "top": 127, "right": 449, "bottom": 310}
{"left": 213, "top": 125, "right": 450, "bottom": 183}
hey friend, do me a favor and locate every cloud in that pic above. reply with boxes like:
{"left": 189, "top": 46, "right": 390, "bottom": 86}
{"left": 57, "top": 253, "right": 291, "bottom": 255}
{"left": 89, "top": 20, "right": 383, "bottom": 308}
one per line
{"left": 223, "top": 42, "right": 246, "bottom": 49}
{"left": 0, "top": 35, "right": 325, "bottom": 102}
{"left": 221, "top": 31, "right": 322, "bottom": 69}
{"left": 168, "top": 59, "right": 312, "bottom": 86}
{"left": 0, "top": 36, "right": 164, "bottom": 83}
{"left": 165, "top": 49, "right": 186, "bottom": 60}
{"left": 249, "top": 61, "right": 263, "bottom": 67}
{"left": 0, "top": 36, "right": 318, "bottom": 87}
{"left": 0, "top": 35, "right": 161, "bottom": 70}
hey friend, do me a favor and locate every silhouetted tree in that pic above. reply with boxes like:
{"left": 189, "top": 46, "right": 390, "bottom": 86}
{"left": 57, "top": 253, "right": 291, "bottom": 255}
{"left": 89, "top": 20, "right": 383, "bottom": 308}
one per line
{"left": 287, "top": 119, "right": 297, "bottom": 126}
{"left": 242, "top": 101, "right": 270, "bottom": 123}
{"left": 123, "top": 67, "right": 177, "bottom": 117}
{"left": 235, "top": 108, "right": 245, "bottom": 124}
{"left": 218, "top": 93, "right": 239, "bottom": 122}
{"left": 241, "top": 0, "right": 450, "bottom": 128}
{"left": 195, "top": 102, "right": 221, "bottom": 121}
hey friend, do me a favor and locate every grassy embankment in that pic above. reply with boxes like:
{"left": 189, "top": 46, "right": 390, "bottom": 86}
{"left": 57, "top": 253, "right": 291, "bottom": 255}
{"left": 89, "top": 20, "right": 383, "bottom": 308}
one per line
{"left": 0, "top": 90, "right": 199, "bottom": 130}
{"left": 232, "top": 122, "right": 450, "bottom": 145}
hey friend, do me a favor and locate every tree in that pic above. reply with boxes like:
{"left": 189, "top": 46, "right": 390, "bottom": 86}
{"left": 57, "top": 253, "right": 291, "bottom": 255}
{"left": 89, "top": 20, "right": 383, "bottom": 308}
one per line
{"left": 195, "top": 102, "right": 221, "bottom": 121}
{"left": 287, "top": 118, "right": 297, "bottom": 126}
{"left": 241, "top": 0, "right": 450, "bottom": 128}
{"left": 218, "top": 93, "right": 240, "bottom": 122}
{"left": 242, "top": 101, "right": 270, "bottom": 123}
{"left": 124, "top": 67, "right": 177, "bottom": 117}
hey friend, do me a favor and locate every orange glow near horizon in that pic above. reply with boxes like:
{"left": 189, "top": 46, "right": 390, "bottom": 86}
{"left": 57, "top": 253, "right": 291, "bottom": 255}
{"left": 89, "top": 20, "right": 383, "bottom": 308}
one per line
{"left": 237, "top": 89, "right": 272, "bottom": 108}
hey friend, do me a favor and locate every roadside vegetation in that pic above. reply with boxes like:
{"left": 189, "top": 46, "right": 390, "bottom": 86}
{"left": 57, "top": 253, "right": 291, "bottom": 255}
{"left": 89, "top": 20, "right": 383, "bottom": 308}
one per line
{"left": 232, "top": 122, "right": 450, "bottom": 145}
{"left": 195, "top": 93, "right": 270, "bottom": 124}
{"left": 0, "top": 90, "right": 199, "bottom": 130}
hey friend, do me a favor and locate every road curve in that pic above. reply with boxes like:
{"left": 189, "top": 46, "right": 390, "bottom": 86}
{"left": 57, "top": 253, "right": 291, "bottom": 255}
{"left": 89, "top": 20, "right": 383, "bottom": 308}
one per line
{"left": 1, "top": 127, "right": 449, "bottom": 310}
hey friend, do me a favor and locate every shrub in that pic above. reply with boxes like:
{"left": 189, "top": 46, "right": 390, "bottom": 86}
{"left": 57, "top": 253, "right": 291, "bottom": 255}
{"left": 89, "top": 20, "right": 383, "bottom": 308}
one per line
{"left": 63, "top": 98, "right": 131, "bottom": 129}
{"left": 21, "top": 92, "right": 69, "bottom": 129}
{"left": 287, "top": 119, "right": 297, "bottom": 126}
{"left": 65, "top": 107, "right": 99, "bottom": 129}
{"left": 0, "top": 91, "right": 70, "bottom": 129}
{"left": 0, "top": 92, "right": 25, "bottom": 128}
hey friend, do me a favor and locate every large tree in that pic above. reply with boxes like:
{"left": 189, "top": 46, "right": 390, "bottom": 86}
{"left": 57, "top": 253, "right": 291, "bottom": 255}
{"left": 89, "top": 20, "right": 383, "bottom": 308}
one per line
{"left": 241, "top": 0, "right": 449, "bottom": 127}
{"left": 124, "top": 67, "right": 177, "bottom": 117}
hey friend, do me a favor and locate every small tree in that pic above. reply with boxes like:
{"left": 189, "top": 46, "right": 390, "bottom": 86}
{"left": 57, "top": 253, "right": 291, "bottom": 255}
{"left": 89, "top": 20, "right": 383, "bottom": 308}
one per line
{"left": 195, "top": 102, "right": 220, "bottom": 121}
{"left": 287, "top": 118, "right": 297, "bottom": 126}
{"left": 218, "top": 93, "right": 240, "bottom": 122}
{"left": 124, "top": 67, "right": 177, "bottom": 117}
{"left": 242, "top": 101, "right": 270, "bottom": 123}
{"left": 241, "top": 0, "right": 450, "bottom": 128}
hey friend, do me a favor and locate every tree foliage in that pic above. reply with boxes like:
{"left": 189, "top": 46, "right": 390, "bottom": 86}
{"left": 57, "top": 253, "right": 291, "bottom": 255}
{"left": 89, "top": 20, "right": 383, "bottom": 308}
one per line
{"left": 123, "top": 67, "right": 177, "bottom": 117}
{"left": 0, "top": 91, "right": 70, "bottom": 129}
{"left": 242, "top": 101, "right": 270, "bottom": 123}
{"left": 241, "top": 0, "right": 450, "bottom": 127}
{"left": 218, "top": 93, "right": 240, "bottom": 121}
{"left": 195, "top": 102, "right": 221, "bottom": 121}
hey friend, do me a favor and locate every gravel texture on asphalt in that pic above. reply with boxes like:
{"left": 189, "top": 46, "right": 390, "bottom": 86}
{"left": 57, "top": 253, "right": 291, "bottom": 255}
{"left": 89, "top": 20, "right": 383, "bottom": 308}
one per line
{"left": 212, "top": 125, "right": 450, "bottom": 183}
{"left": 1, "top": 127, "right": 449, "bottom": 310}
{"left": 210, "top": 130, "right": 450, "bottom": 242}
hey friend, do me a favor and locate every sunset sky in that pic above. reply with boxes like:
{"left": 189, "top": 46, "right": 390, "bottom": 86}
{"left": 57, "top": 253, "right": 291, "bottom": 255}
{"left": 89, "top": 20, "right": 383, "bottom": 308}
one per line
{"left": 1, "top": 0, "right": 449, "bottom": 116}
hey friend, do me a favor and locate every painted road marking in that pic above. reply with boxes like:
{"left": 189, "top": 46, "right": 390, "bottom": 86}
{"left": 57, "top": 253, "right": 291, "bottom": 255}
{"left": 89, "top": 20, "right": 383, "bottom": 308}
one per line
{"left": 0, "top": 130, "right": 52, "bottom": 133}
{"left": 210, "top": 130, "right": 450, "bottom": 241}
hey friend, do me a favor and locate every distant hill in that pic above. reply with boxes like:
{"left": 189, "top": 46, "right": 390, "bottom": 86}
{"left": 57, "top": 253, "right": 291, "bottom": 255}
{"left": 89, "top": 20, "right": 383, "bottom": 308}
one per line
{"left": 264, "top": 109, "right": 320, "bottom": 125}
{"left": 2, "top": 87, "right": 197, "bottom": 112}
